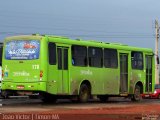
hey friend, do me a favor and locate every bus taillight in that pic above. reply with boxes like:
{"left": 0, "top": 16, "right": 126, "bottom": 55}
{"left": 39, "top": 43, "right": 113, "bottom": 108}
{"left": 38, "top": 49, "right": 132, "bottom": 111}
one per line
{"left": 40, "top": 70, "right": 43, "bottom": 80}
{"left": 2, "top": 70, "right": 4, "bottom": 78}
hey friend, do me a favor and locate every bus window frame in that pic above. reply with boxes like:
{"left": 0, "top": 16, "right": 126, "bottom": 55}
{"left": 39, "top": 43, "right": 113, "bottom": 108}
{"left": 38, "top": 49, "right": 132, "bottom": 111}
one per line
{"left": 48, "top": 42, "right": 56, "bottom": 65}
{"left": 71, "top": 45, "right": 87, "bottom": 67}
{"left": 104, "top": 48, "right": 118, "bottom": 68}
{"left": 131, "top": 51, "right": 144, "bottom": 70}
{"left": 88, "top": 47, "right": 103, "bottom": 68}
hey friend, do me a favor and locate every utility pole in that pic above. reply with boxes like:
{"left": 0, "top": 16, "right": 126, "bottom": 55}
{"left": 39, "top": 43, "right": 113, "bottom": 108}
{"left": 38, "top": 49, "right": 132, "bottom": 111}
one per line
{"left": 155, "top": 19, "right": 159, "bottom": 84}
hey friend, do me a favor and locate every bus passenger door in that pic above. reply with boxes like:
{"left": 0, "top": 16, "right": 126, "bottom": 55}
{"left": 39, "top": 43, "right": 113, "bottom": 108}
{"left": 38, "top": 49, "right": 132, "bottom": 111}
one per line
{"left": 120, "top": 54, "right": 128, "bottom": 94}
{"left": 145, "top": 55, "right": 152, "bottom": 93}
{"left": 57, "top": 47, "right": 69, "bottom": 94}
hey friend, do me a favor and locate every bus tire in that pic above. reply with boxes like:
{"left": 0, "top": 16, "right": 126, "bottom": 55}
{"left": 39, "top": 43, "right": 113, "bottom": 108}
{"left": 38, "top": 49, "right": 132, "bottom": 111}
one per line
{"left": 79, "top": 84, "right": 90, "bottom": 103}
{"left": 131, "top": 85, "right": 142, "bottom": 101}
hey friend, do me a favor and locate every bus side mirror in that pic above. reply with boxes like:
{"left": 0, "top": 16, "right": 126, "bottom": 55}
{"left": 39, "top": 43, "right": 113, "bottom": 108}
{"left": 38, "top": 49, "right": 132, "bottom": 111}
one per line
{"left": 157, "top": 56, "right": 159, "bottom": 64}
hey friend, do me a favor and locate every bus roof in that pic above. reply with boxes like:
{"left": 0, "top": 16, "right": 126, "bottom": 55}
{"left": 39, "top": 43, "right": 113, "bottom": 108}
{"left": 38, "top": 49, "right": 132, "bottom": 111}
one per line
{"left": 4, "top": 34, "right": 153, "bottom": 53}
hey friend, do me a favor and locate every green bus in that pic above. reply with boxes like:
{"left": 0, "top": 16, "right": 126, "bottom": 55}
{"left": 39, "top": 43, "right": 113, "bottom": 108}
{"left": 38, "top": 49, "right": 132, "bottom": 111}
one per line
{"left": 1, "top": 34, "right": 155, "bottom": 102}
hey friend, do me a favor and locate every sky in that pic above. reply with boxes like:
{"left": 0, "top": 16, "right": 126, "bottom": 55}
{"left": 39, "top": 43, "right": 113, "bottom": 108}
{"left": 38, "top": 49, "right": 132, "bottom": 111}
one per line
{"left": 0, "top": 0, "right": 160, "bottom": 50}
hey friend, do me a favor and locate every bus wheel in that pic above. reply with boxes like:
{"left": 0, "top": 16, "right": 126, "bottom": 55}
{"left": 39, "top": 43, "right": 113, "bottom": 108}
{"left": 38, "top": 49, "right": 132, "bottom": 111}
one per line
{"left": 98, "top": 95, "right": 108, "bottom": 103}
{"left": 79, "top": 84, "right": 90, "bottom": 103}
{"left": 131, "top": 85, "right": 142, "bottom": 101}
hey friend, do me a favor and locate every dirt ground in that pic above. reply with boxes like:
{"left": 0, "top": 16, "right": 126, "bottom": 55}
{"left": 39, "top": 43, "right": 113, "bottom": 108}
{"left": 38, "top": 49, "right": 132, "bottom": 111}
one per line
{"left": 1, "top": 98, "right": 160, "bottom": 120}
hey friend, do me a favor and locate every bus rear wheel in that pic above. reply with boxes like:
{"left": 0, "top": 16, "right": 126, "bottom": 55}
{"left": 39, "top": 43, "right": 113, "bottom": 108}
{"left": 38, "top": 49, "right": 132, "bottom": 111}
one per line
{"left": 79, "top": 84, "right": 90, "bottom": 103}
{"left": 131, "top": 85, "right": 142, "bottom": 101}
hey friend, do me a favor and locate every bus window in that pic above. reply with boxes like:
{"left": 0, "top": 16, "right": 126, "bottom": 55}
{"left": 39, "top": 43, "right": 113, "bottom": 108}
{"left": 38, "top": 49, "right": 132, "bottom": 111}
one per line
{"left": 48, "top": 42, "right": 56, "bottom": 65}
{"left": 104, "top": 49, "right": 118, "bottom": 68}
{"left": 71, "top": 45, "right": 87, "bottom": 66}
{"left": 88, "top": 47, "right": 103, "bottom": 67}
{"left": 131, "top": 52, "right": 143, "bottom": 70}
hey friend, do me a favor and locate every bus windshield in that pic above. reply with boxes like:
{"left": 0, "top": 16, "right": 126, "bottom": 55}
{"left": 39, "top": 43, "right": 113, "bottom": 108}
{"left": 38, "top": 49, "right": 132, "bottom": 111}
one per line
{"left": 5, "top": 40, "right": 40, "bottom": 60}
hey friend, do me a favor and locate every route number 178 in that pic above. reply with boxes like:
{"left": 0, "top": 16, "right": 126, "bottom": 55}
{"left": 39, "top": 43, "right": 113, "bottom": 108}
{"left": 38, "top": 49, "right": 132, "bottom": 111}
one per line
{"left": 32, "top": 65, "right": 39, "bottom": 69}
